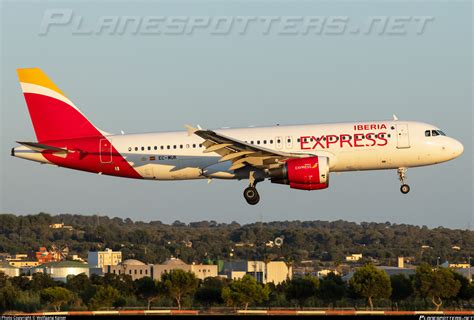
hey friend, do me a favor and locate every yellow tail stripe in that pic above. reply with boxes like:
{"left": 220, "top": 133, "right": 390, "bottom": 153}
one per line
{"left": 17, "top": 68, "right": 65, "bottom": 96}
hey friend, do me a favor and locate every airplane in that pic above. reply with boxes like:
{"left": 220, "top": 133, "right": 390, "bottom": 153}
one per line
{"left": 12, "top": 68, "right": 464, "bottom": 205}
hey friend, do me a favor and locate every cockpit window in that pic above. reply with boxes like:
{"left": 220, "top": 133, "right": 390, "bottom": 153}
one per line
{"left": 425, "top": 130, "right": 431, "bottom": 137}
{"left": 431, "top": 130, "right": 439, "bottom": 136}
{"left": 438, "top": 130, "right": 446, "bottom": 136}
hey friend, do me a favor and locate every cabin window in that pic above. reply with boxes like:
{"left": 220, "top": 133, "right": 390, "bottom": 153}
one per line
{"left": 425, "top": 130, "right": 431, "bottom": 137}
{"left": 277, "top": 139, "right": 281, "bottom": 143}
{"left": 180, "top": 145, "right": 183, "bottom": 149}
{"left": 186, "top": 144, "right": 190, "bottom": 148}
{"left": 154, "top": 146, "right": 157, "bottom": 150}
{"left": 135, "top": 147, "right": 138, "bottom": 151}
{"left": 167, "top": 145, "right": 170, "bottom": 149}
{"left": 199, "top": 144, "right": 203, "bottom": 148}
{"left": 160, "top": 146, "right": 164, "bottom": 150}
{"left": 270, "top": 140, "right": 273, "bottom": 144}
{"left": 148, "top": 146, "right": 151, "bottom": 150}
{"left": 141, "top": 147, "right": 144, "bottom": 151}
{"left": 257, "top": 140, "right": 260, "bottom": 145}
{"left": 193, "top": 144, "right": 196, "bottom": 148}
{"left": 128, "top": 147, "right": 131, "bottom": 151}
{"left": 173, "top": 145, "right": 177, "bottom": 149}
{"left": 251, "top": 141, "right": 254, "bottom": 144}
{"left": 263, "top": 140, "right": 267, "bottom": 144}
{"left": 388, "top": 134, "right": 391, "bottom": 138}
{"left": 287, "top": 138, "right": 291, "bottom": 143}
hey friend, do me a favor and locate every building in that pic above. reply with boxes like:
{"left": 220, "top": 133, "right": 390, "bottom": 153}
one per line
{"left": 88, "top": 248, "right": 122, "bottom": 271}
{"left": 377, "top": 266, "right": 416, "bottom": 277}
{"left": 449, "top": 263, "right": 470, "bottom": 269}
{"left": 49, "top": 223, "right": 73, "bottom": 230}
{"left": 7, "top": 260, "right": 39, "bottom": 268}
{"left": 345, "top": 254, "right": 363, "bottom": 262}
{"left": 153, "top": 258, "right": 218, "bottom": 280}
{"left": 0, "top": 261, "right": 20, "bottom": 277}
{"left": 32, "top": 260, "right": 89, "bottom": 282}
{"left": 107, "top": 259, "right": 152, "bottom": 280}
{"left": 317, "top": 269, "right": 340, "bottom": 278}
{"left": 36, "top": 247, "right": 63, "bottom": 264}
{"left": 266, "top": 261, "right": 292, "bottom": 284}
{"left": 221, "top": 260, "right": 292, "bottom": 284}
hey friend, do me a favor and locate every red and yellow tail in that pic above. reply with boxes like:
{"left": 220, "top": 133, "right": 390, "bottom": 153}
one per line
{"left": 17, "top": 68, "right": 105, "bottom": 142}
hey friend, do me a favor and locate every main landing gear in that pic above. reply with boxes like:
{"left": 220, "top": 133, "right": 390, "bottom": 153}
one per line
{"left": 397, "top": 167, "right": 410, "bottom": 194}
{"left": 243, "top": 171, "right": 263, "bottom": 205}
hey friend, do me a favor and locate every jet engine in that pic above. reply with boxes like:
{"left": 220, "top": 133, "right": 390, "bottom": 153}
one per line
{"left": 269, "top": 156, "right": 329, "bottom": 190}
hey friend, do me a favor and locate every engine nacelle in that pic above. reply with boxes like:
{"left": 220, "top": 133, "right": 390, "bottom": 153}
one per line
{"left": 269, "top": 156, "right": 329, "bottom": 190}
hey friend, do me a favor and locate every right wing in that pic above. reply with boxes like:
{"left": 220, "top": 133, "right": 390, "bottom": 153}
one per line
{"left": 186, "top": 125, "right": 308, "bottom": 171}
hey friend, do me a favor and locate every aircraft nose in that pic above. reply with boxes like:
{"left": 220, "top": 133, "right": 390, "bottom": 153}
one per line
{"left": 449, "top": 139, "right": 464, "bottom": 158}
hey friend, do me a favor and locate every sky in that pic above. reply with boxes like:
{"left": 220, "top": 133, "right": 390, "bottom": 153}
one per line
{"left": 0, "top": 0, "right": 472, "bottom": 229}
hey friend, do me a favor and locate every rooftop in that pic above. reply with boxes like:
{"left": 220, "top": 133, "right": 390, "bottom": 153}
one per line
{"left": 122, "top": 259, "right": 146, "bottom": 266}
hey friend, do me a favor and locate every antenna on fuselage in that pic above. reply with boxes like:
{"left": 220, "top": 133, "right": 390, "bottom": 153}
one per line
{"left": 392, "top": 114, "right": 399, "bottom": 121}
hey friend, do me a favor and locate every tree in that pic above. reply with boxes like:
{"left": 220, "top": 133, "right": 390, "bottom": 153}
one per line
{"left": 284, "top": 275, "right": 319, "bottom": 308}
{"left": 195, "top": 277, "right": 227, "bottom": 307}
{"left": 29, "top": 273, "right": 57, "bottom": 291}
{"left": 90, "top": 285, "right": 121, "bottom": 310}
{"left": 318, "top": 272, "right": 346, "bottom": 307}
{"left": 451, "top": 272, "right": 471, "bottom": 308}
{"left": 66, "top": 274, "right": 95, "bottom": 305}
{"left": 0, "top": 279, "right": 19, "bottom": 313}
{"left": 135, "top": 277, "right": 162, "bottom": 310}
{"left": 349, "top": 264, "right": 391, "bottom": 310}
{"left": 161, "top": 269, "right": 199, "bottom": 310}
{"left": 222, "top": 275, "right": 270, "bottom": 310}
{"left": 41, "top": 287, "right": 74, "bottom": 311}
{"left": 413, "top": 264, "right": 461, "bottom": 311}
{"left": 390, "top": 274, "right": 413, "bottom": 310}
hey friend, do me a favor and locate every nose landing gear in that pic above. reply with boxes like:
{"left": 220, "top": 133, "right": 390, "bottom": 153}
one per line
{"left": 397, "top": 167, "right": 410, "bottom": 194}
{"left": 243, "top": 171, "right": 263, "bottom": 205}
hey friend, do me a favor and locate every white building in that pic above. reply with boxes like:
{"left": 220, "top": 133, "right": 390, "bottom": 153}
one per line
{"left": 0, "top": 261, "right": 20, "bottom": 277}
{"left": 88, "top": 248, "right": 122, "bottom": 271}
{"left": 222, "top": 260, "right": 292, "bottom": 284}
{"left": 345, "top": 254, "right": 363, "bottom": 262}
{"left": 153, "top": 258, "right": 218, "bottom": 280}
{"left": 32, "top": 260, "right": 89, "bottom": 282}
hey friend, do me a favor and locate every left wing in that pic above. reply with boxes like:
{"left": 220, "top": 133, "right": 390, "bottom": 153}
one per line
{"left": 186, "top": 125, "right": 307, "bottom": 171}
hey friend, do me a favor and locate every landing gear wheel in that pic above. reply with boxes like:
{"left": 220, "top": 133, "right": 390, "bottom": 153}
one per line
{"left": 400, "top": 184, "right": 410, "bottom": 194}
{"left": 244, "top": 187, "right": 260, "bottom": 205}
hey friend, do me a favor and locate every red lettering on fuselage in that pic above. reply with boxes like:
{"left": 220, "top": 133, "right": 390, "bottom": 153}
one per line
{"left": 312, "top": 136, "right": 325, "bottom": 149}
{"left": 299, "top": 130, "right": 390, "bottom": 150}
{"left": 354, "top": 123, "right": 387, "bottom": 131}
{"left": 354, "top": 134, "right": 365, "bottom": 147}
{"left": 300, "top": 136, "right": 311, "bottom": 150}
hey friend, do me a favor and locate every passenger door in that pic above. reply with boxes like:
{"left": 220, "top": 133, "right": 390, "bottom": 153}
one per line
{"left": 396, "top": 124, "right": 410, "bottom": 149}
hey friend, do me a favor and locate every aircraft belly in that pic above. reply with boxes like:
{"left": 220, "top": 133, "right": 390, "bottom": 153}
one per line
{"left": 134, "top": 156, "right": 218, "bottom": 180}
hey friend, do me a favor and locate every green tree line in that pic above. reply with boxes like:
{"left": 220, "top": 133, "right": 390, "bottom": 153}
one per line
{"left": 0, "top": 213, "right": 472, "bottom": 265}
{"left": 1, "top": 263, "right": 473, "bottom": 313}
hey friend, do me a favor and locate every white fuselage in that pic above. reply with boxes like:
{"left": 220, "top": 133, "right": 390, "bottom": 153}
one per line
{"left": 98, "top": 120, "right": 463, "bottom": 181}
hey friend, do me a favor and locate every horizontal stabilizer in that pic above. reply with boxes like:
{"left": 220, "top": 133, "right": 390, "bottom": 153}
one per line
{"left": 16, "top": 141, "right": 68, "bottom": 154}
